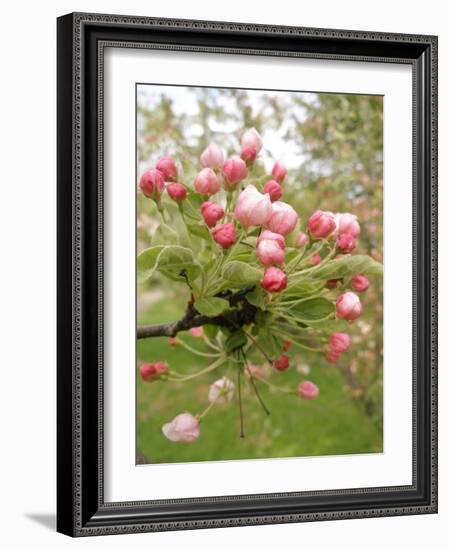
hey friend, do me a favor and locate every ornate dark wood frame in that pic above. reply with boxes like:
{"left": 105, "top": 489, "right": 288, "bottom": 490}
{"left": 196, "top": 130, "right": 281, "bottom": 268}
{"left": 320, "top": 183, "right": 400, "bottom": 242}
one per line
{"left": 57, "top": 12, "right": 438, "bottom": 537}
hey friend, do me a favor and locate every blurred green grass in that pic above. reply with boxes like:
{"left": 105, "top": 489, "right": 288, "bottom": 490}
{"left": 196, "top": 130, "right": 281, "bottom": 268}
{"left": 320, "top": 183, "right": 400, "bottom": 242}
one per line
{"left": 136, "top": 296, "right": 382, "bottom": 464}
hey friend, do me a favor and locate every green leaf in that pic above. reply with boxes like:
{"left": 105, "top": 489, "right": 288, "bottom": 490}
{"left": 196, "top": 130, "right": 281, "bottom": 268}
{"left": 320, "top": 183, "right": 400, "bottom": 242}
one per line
{"left": 151, "top": 223, "right": 179, "bottom": 246}
{"left": 157, "top": 245, "right": 201, "bottom": 283}
{"left": 287, "top": 297, "right": 335, "bottom": 321}
{"left": 137, "top": 245, "right": 165, "bottom": 282}
{"left": 257, "top": 328, "right": 283, "bottom": 358}
{"left": 224, "top": 331, "right": 248, "bottom": 352}
{"left": 203, "top": 324, "right": 219, "bottom": 339}
{"left": 246, "top": 287, "right": 268, "bottom": 309}
{"left": 255, "top": 310, "right": 270, "bottom": 327}
{"left": 182, "top": 204, "right": 202, "bottom": 221}
{"left": 138, "top": 245, "right": 201, "bottom": 283}
{"left": 310, "top": 254, "right": 383, "bottom": 280}
{"left": 282, "top": 280, "right": 326, "bottom": 298}
{"left": 185, "top": 221, "right": 211, "bottom": 242}
{"left": 222, "top": 261, "right": 263, "bottom": 289}
{"left": 195, "top": 297, "right": 229, "bottom": 316}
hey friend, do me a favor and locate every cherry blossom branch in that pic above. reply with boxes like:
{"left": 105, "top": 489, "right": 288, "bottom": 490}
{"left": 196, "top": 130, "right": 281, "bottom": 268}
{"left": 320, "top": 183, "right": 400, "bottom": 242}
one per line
{"left": 137, "top": 291, "right": 257, "bottom": 339}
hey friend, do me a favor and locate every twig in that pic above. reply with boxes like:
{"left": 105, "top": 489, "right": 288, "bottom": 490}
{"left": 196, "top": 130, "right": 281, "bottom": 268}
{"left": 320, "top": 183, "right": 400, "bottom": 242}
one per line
{"left": 137, "top": 293, "right": 257, "bottom": 339}
{"left": 238, "top": 363, "right": 245, "bottom": 438}
{"left": 242, "top": 351, "right": 270, "bottom": 416}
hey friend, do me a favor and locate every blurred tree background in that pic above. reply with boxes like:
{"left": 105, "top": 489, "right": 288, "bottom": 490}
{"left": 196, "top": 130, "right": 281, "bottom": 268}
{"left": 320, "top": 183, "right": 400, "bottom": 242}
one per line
{"left": 136, "top": 85, "right": 383, "bottom": 464}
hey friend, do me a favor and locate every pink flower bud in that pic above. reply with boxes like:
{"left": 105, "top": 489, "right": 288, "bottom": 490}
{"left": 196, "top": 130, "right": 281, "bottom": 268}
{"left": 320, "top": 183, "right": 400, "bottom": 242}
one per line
{"left": 155, "top": 156, "right": 177, "bottom": 182}
{"left": 166, "top": 182, "right": 187, "bottom": 202}
{"left": 334, "top": 213, "right": 360, "bottom": 237}
{"left": 211, "top": 222, "right": 237, "bottom": 249}
{"left": 336, "top": 291, "right": 363, "bottom": 321}
{"left": 271, "top": 161, "right": 287, "bottom": 183}
{"left": 194, "top": 168, "right": 220, "bottom": 195}
{"left": 200, "top": 201, "right": 225, "bottom": 228}
{"left": 162, "top": 412, "right": 200, "bottom": 443}
{"left": 351, "top": 273, "right": 370, "bottom": 292}
{"left": 256, "top": 230, "right": 286, "bottom": 266}
{"left": 274, "top": 354, "right": 290, "bottom": 371}
{"left": 245, "top": 364, "right": 265, "bottom": 379}
{"left": 139, "top": 361, "right": 168, "bottom": 381}
{"left": 241, "top": 146, "right": 257, "bottom": 165}
{"left": 263, "top": 179, "right": 283, "bottom": 202}
{"left": 200, "top": 143, "right": 225, "bottom": 168}
{"left": 297, "top": 380, "right": 320, "bottom": 400}
{"left": 283, "top": 340, "right": 292, "bottom": 352}
{"left": 208, "top": 377, "right": 235, "bottom": 404}
{"left": 221, "top": 158, "right": 248, "bottom": 188}
{"left": 310, "top": 253, "right": 321, "bottom": 266}
{"left": 234, "top": 184, "right": 272, "bottom": 227}
{"left": 190, "top": 327, "right": 203, "bottom": 338}
{"left": 139, "top": 168, "right": 165, "bottom": 201}
{"left": 267, "top": 201, "right": 298, "bottom": 236}
{"left": 329, "top": 332, "right": 352, "bottom": 354}
{"left": 307, "top": 210, "right": 336, "bottom": 239}
{"left": 241, "top": 127, "right": 263, "bottom": 154}
{"left": 326, "top": 350, "right": 341, "bottom": 364}
{"left": 337, "top": 233, "right": 356, "bottom": 254}
{"left": 260, "top": 266, "right": 288, "bottom": 293}
{"left": 296, "top": 231, "right": 308, "bottom": 247}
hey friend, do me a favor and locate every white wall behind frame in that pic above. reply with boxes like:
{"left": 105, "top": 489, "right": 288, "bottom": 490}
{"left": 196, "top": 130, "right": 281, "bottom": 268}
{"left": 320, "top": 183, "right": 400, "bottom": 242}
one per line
{"left": 0, "top": 1, "right": 446, "bottom": 550}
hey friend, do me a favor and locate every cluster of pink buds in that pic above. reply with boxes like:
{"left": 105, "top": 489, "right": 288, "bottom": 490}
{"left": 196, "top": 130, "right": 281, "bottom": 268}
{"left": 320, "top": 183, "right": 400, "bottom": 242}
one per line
{"left": 240, "top": 128, "right": 263, "bottom": 166}
{"left": 139, "top": 128, "right": 382, "bottom": 443}
{"left": 139, "top": 361, "right": 169, "bottom": 381}
{"left": 326, "top": 332, "right": 352, "bottom": 364}
{"left": 193, "top": 132, "right": 296, "bottom": 298}
{"left": 306, "top": 210, "right": 361, "bottom": 256}
{"left": 140, "top": 156, "right": 188, "bottom": 205}
{"left": 334, "top": 213, "right": 361, "bottom": 253}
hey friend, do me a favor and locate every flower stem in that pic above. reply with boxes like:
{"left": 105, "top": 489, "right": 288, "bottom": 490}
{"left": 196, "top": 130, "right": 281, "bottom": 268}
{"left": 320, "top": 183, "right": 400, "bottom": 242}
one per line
{"left": 272, "top": 328, "right": 325, "bottom": 354}
{"left": 237, "top": 363, "right": 245, "bottom": 438}
{"left": 167, "top": 355, "right": 227, "bottom": 382}
{"left": 242, "top": 352, "right": 270, "bottom": 416}
{"left": 156, "top": 201, "right": 168, "bottom": 223}
{"left": 177, "top": 339, "right": 222, "bottom": 358}
{"left": 201, "top": 333, "right": 222, "bottom": 352}
{"left": 257, "top": 376, "right": 296, "bottom": 395}
{"left": 294, "top": 242, "right": 337, "bottom": 279}
{"left": 197, "top": 393, "right": 221, "bottom": 421}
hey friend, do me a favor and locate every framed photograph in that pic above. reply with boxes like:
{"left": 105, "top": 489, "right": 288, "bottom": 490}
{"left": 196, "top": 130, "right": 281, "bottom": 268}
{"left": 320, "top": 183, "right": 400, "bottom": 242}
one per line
{"left": 57, "top": 12, "right": 438, "bottom": 536}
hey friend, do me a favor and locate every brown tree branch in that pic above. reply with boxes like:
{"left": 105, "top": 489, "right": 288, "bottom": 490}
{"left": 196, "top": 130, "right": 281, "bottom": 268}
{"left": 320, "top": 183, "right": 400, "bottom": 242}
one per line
{"left": 136, "top": 291, "right": 257, "bottom": 340}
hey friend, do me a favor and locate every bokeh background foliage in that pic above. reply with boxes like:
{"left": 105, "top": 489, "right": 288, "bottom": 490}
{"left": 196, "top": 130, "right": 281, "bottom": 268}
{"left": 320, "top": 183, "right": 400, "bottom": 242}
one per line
{"left": 136, "top": 85, "right": 383, "bottom": 464}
